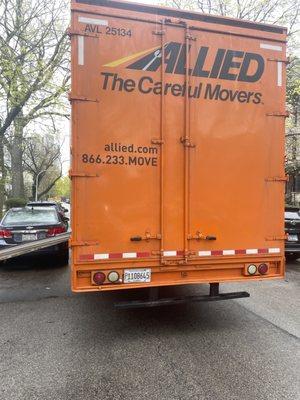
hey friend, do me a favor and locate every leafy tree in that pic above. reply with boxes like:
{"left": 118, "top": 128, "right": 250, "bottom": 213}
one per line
{"left": 0, "top": 0, "right": 69, "bottom": 211}
{"left": 162, "top": 0, "right": 299, "bottom": 35}
{"left": 23, "top": 131, "right": 63, "bottom": 200}
{"left": 53, "top": 176, "right": 70, "bottom": 199}
{"left": 287, "top": 57, "right": 300, "bottom": 127}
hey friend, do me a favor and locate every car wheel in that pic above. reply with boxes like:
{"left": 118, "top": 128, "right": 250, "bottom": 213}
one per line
{"left": 57, "top": 249, "right": 69, "bottom": 266}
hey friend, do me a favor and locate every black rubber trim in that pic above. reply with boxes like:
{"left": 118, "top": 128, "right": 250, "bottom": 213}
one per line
{"left": 75, "top": 0, "right": 286, "bottom": 34}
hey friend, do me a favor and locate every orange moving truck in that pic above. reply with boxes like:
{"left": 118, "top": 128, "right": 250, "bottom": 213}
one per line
{"left": 70, "top": 0, "right": 287, "bottom": 305}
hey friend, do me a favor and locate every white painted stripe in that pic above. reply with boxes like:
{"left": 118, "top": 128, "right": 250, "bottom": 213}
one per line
{"left": 78, "top": 36, "right": 84, "bottom": 65}
{"left": 269, "top": 248, "right": 280, "bottom": 254}
{"left": 260, "top": 43, "right": 282, "bottom": 51}
{"left": 198, "top": 251, "right": 211, "bottom": 256}
{"left": 246, "top": 249, "right": 258, "bottom": 254}
{"left": 163, "top": 251, "right": 177, "bottom": 257}
{"left": 123, "top": 252, "right": 137, "bottom": 259}
{"left": 78, "top": 16, "right": 108, "bottom": 26}
{"left": 277, "top": 61, "right": 282, "bottom": 87}
{"left": 94, "top": 253, "right": 109, "bottom": 260}
{"left": 223, "top": 250, "right": 235, "bottom": 256}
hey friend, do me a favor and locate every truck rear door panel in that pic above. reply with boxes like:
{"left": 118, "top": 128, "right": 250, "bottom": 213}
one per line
{"left": 70, "top": 0, "right": 286, "bottom": 290}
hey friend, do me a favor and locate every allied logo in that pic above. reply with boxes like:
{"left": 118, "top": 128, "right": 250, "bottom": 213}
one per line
{"left": 104, "top": 41, "right": 265, "bottom": 83}
{"left": 101, "top": 42, "right": 264, "bottom": 104}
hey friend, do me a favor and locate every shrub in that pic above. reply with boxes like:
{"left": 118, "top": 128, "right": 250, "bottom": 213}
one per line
{"left": 5, "top": 197, "right": 27, "bottom": 210}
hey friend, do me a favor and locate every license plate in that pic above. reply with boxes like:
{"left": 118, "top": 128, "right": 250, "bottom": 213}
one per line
{"left": 22, "top": 234, "right": 37, "bottom": 241}
{"left": 288, "top": 234, "right": 298, "bottom": 242}
{"left": 124, "top": 269, "right": 151, "bottom": 283}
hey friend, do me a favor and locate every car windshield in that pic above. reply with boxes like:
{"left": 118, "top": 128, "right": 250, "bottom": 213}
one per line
{"left": 3, "top": 208, "right": 59, "bottom": 226}
{"left": 285, "top": 211, "right": 300, "bottom": 220}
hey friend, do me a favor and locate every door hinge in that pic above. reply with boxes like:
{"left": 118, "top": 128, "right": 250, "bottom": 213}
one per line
{"left": 185, "top": 34, "right": 196, "bottom": 41}
{"left": 267, "top": 58, "right": 289, "bottom": 64}
{"left": 266, "top": 111, "right": 289, "bottom": 118}
{"left": 180, "top": 137, "right": 196, "bottom": 148}
{"left": 265, "top": 176, "right": 288, "bottom": 182}
{"left": 69, "top": 170, "right": 99, "bottom": 178}
{"left": 68, "top": 93, "right": 99, "bottom": 103}
{"left": 70, "top": 240, "right": 99, "bottom": 247}
{"left": 265, "top": 235, "right": 287, "bottom": 241}
{"left": 68, "top": 28, "right": 101, "bottom": 38}
{"left": 151, "top": 138, "right": 164, "bottom": 145}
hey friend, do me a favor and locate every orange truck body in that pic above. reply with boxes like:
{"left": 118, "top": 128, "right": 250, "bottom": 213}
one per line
{"left": 70, "top": 0, "right": 287, "bottom": 292}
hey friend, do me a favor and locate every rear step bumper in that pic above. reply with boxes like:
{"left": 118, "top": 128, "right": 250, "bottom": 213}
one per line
{"left": 114, "top": 283, "right": 250, "bottom": 309}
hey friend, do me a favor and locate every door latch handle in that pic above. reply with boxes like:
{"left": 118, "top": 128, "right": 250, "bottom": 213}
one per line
{"left": 180, "top": 137, "right": 196, "bottom": 148}
{"left": 206, "top": 235, "right": 217, "bottom": 240}
{"left": 130, "top": 232, "right": 162, "bottom": 242}
{"left": 188, "top": 231, "right": 216, "bottom": 241}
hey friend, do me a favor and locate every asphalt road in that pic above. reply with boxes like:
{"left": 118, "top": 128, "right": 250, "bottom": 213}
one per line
{"left": 0, "top": 255, "right": 299, "bottom": 400}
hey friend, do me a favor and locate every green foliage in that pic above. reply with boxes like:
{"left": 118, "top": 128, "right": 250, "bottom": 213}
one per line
{"left": 287, "top": 57, "right": 300, "bottom": 121}
{"left": 5, "top": 197, "right": 27, "bottom": 210}
{"left": 54, "top": 176, "right": 70, "bottom": 198}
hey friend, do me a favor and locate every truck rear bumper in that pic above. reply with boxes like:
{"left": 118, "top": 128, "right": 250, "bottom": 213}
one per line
{"left": 72, "top": 256, "right": 285, "bottom": 292}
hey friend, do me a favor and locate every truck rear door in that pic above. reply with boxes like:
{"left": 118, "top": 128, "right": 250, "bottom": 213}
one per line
{"left": 70, "top": 0, "right": 286, "bottom": 291}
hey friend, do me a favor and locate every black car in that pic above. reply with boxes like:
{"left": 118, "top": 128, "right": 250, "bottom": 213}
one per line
{"left": 26, "top": 201, "right": 69, "bottom": 229}
{"left": 285, "top": 206, "right": 300, "bottom": 260}
{"left": 0, "top": 207, "right": 68, "bottom": 263}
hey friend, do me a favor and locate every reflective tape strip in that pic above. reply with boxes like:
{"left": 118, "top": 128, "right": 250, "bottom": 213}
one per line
{"left": 235, "top": 249, "right": 247, "bottom": 255}
{"left": 137, "top": 252, "right": 151, "bottom": 258}
{"left": 79, "top": 254, "right": 94, "bottom": 261}
{"left": 78, "top": 16, "right": 108, "bottom": 26}
{"left": 94, "top": 253, "right": 109, "bottom": 260}
{"left": 109, "top": 253, "right": 123, "bottom": 259}
{"left": 163, "top": 250, "right": 177, "bottom": 257}
{"left": 123, "top": 252, "right": 137, "bottom": 259}
{"left": 79, "top": 248, "right": 282, "bottom": 261}
{"left": 223, "top": 250, "right": 235, "bottom": 256}
{"left": 246, "top": 249, "right": 258, "bottom": 255}
{"left": 78, "top": 36, "right": 84, "bottom": 65}
{"left": 211, "top": 250, "right": 223, "bottom": 256}
{"left": 198, "top": 251, "right": 211, "bottom": 256}
{"left": 268, "top": 248, "right": 280, "bottom": 253}
{"left": 258, "top": 248, "right": 268, "bottom": 254}
{"left": 260, "top": 43, "right": 282, "bottom": 51}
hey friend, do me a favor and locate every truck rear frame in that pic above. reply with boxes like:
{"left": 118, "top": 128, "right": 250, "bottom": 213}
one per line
{"left": 70, "top": 0, "right": 287, "bottom": 295}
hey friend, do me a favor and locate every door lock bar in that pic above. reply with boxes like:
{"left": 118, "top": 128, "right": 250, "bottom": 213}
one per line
{"left": 130, "top": 232, "right": 162, "bottom": 242}
{"left": 188, "top": 231, "right": 217, "bottom": 241}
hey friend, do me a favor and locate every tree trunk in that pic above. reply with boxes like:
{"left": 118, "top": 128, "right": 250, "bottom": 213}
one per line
{"left": 0, "top": 134, "right": 7, "bottom": 217}
{"left": 11, "top": 114, "right": 25, "bottom": 198}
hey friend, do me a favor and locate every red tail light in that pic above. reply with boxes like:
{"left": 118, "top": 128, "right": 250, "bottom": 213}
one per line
{"left": 47, "top": 226, "right": 66, "bottom": 237}
{"left": 93, "top": 272, "right": 106, "bottom": 285}
{"left": 0, "top": 229, "right": 12, "bottom": 238}
{"left": 258, "top": 263, "right": 268, "bottom": 275}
